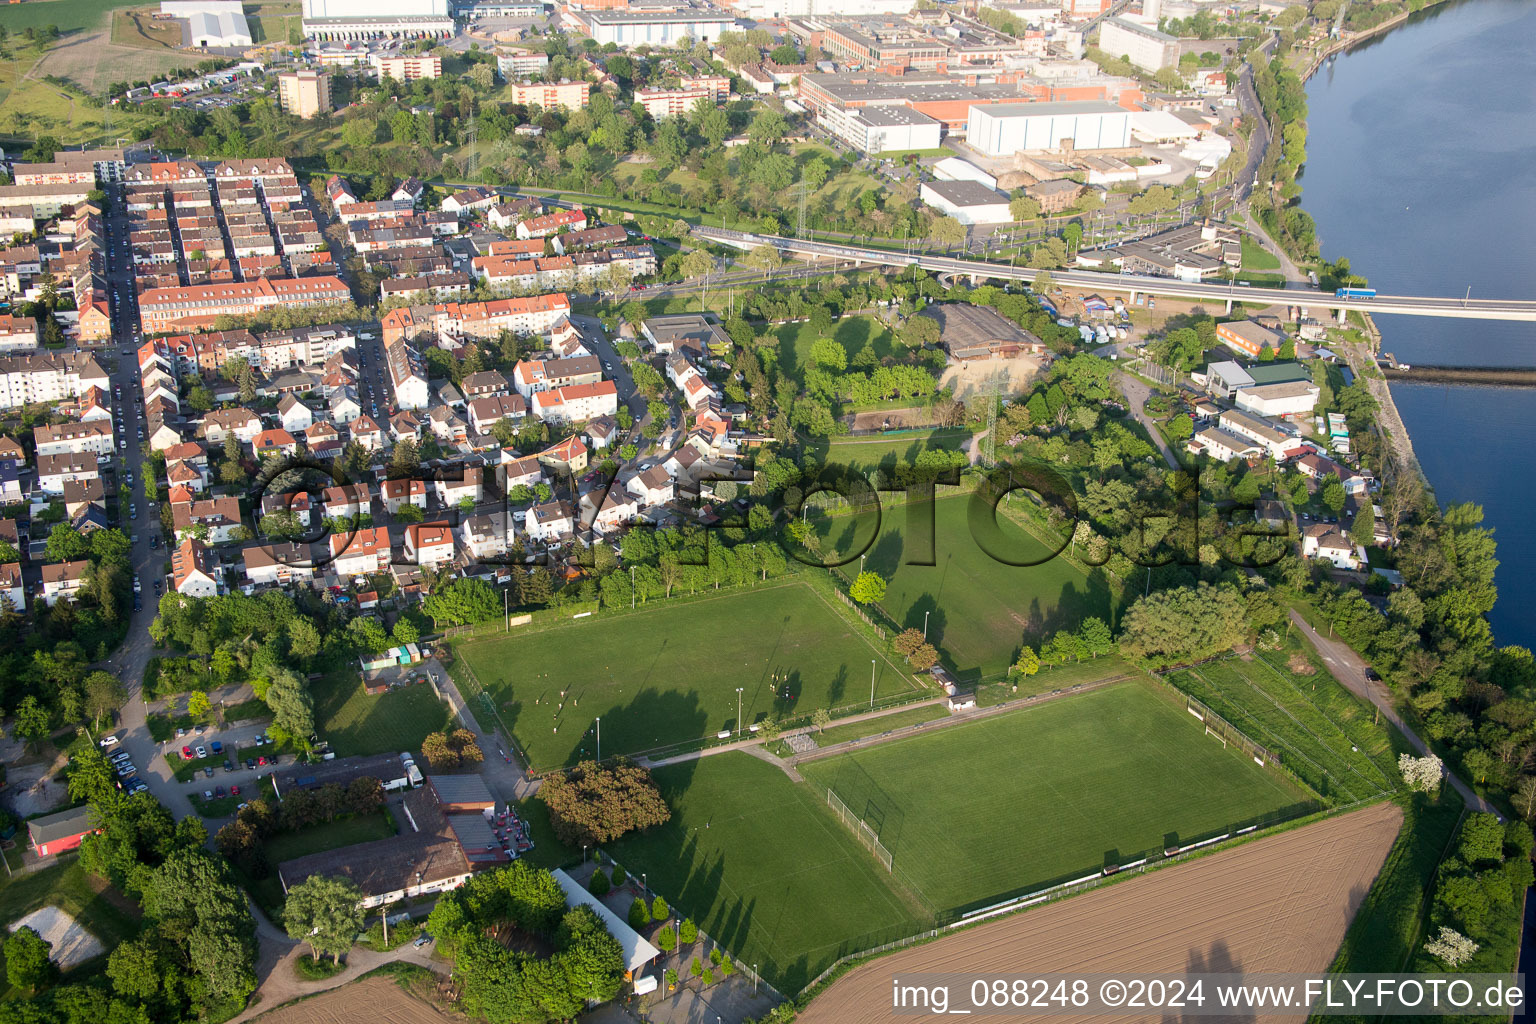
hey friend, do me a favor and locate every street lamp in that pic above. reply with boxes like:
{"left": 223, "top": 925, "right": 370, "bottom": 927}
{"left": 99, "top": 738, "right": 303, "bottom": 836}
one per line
{"left": 735, "top": 687, "right": 744, "bottom": 738}
{"left": 869, "top": 660, "right": 876, "bottom": 707}
{"left": 923, "top": 610, "right": 930, "bottom": 640}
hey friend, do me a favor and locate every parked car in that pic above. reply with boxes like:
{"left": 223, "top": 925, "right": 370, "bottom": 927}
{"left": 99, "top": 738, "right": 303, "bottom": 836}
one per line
{"left": 214, "top": 786, "right": 225, "bottom": 798}
{"left": 203, "top": 790, "right": 213, "bottom": 800}
{"left": 230, "top": 785, "right": 240, "bottom": 797}
{"left": 245, "top": 758, "right": 256, "bottom": 770}
{"left": 413, "top": 934, "right": 433, "bottom": 949}
{"left": 181, "top": 745, "right": 194, "bottom": 760}
{"left": 210, "top": 740, "right": 223, "bottom": 754}
{"left": 223, "top": 759, "right": 235, "bottom": 772}
{"left": 194, "top": 745, "right": 207, "bottom": 759}
{"left": 99, "top": 734, "right": 120, "bottom": 748}
{"left": 203, "top": 765, "right": 215, "bottom": 778}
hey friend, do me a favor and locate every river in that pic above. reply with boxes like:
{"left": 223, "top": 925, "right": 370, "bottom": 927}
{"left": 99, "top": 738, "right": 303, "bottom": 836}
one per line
{"left": 1298, "top": 0, "right": 1536, "bottom": 648}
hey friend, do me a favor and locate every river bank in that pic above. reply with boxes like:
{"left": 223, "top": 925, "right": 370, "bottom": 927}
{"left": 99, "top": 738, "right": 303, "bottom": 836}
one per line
{"left": 1295, "top": 0, "right": 1536, "bottom": 648}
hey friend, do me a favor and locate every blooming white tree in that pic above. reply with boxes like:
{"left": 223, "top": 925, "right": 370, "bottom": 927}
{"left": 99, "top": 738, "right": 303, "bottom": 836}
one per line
{"left": 1424, "top": 926, "right": 1478, "bottom": 968}
{"left": 1399, "top": 752, "right": 1445, "bottom": 794}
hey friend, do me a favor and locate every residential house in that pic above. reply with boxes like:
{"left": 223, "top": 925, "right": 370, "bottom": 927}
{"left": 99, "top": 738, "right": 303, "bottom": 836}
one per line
{"left": 329, "top": 525, "right": 391, "bottom": 577}
{"left": 627, "top": 465, "right": 675, "bottom": 506}
{"left": 536, "top": 435, "right": 587, "bottom": 475}
{"left": 253, "top": 428, "right": 298, "bottom": 460}
{"left": 170, "top": 538, "right": 220, "bottom": 597}
{"left": 462, "top": 370, "right": 510, "bottom": 399}
{"left": 34, "top": 420, "right": 113, "bottom": 458}
{"left": 433, "top": 466, "right": 483, "bottom": 507}
{"left": 468, "top": 394, "right": 527, "bottom": 437}
{"left": 349, "top": 414, "right": 384, "bottom": 451}
{"left": 403, "top": 522, "right": 456, "bottom": 567}
{"left": 460, "top": 512, "right": 512, "bottom": 560}
{"left": 321, "top": 483, "right": 373, "bottom": 521}
{"left": 278, "top": 395, "right": 315, "bottom": 433}
{"left": 37, "top": 452, "right": 99, "bottom": 495}
{"left": 531, "top": 381, "right": 618, "bottom": 424}
{"left": 201, "top": 408, "right": 262, "bottom": 445}
{"left": 523, "top": 500, "right": 574, "bottom": 543}
{"left": 62, "top": 477, "right": 106, "bottom": 519}
{"left": 0, "top": 562, "right": 24, "bottom": 614}
{"left": 511, "top": 356, "right": 602, "bottom": 399}
{"left": 40, "top": 559, "right": 90, "bottom": 606}
{"left": 172, "top": 495, "right": 244, "bottom": 544}
{"left": 1187, "top": 427, "right": 1262, "bottom": 463}
{"left": 381, "top": 478, "right": 428, "bottom": 513}
{"left": 503, "top": 454, "right": 543, "bottom": 492}
{"left": 244, "top": 542, "right": 317, "bottom": 587}
{"left": 1301, "top": 523, "right": 1363, "bottom": 570}
{"left": 579, "top": 488, "right": 636, "bottom": 537}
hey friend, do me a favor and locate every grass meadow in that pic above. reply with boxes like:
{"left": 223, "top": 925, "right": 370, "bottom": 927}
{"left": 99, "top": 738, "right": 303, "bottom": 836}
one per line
{"left": 801, "top": 682, "right": 1314, "bottom": 915}
{"left": 811, "top": 494, "right": 1114, "bottom": 681}
{"left": 310, "top": 672, "right": 453, "bottom": 758}
{"left": 455, "top": 582, "right": 921, "bottom": 771}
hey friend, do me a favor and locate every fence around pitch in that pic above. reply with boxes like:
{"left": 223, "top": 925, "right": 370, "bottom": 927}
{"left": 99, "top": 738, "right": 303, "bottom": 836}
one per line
{"left": 826, "top": 788, "right": 894, "bottom": 872}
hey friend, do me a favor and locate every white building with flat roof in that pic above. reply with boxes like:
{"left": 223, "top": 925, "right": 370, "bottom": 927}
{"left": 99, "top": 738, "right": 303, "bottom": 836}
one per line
{"left": 968, "top": 100, "right": 1131, "bottom": 157}
{"left": 819, "top": 104, "right": 942, "bottom": 154}
{"left": 301, "top": 0, "right": 451, "bottom": 37}
{"left": 1098, "top": 16, "right": 1179, "bottom": 71}
{"left": 920, "top": 179, "right": 1012, "bottom": 225}
{"left": 569, "top": 6, "right": 736, "bottom": 46}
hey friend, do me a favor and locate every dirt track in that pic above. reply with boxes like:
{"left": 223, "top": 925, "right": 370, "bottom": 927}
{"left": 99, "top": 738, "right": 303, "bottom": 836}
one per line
{"left": 799, "top": 801, "right": 1404, "bottom": 1024}
{"left": 250, "top": 977, "right": 454, "bottom": 1024}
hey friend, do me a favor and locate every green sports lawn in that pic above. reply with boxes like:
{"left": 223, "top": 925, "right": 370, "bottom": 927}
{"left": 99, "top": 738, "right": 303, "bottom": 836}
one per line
{"left": 816, "top": 428, "right": 973, "bottom": 480}
{"left": 607, "top": 753, "right": 930, "bottom": 993}
{"left": 800, "top": 682, "right": 1314, "bottom": 915}
{"left": 456, "top": 582, "right": 920, "bottom": 771}
{"left": 812, "top": 494, "right": 1113, "bottom": 681}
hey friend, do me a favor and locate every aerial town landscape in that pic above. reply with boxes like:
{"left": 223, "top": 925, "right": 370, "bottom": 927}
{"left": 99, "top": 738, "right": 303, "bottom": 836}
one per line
{"left": 0, "top": 0, "right": 1530, "bottom": 1020}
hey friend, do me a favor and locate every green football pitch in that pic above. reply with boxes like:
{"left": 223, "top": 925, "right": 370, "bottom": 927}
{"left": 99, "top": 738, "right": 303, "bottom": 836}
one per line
{"left": 455, "top": 582, "right": 920, "bottom": 770}
{"left": 811, "top": 494, "right": 1114, "bottom": 681}
{"left": 800, "top": 682, "right": 1315, "bottom": 915}
{"left": 607, "top": 752, "right": 931, "bottom": 993}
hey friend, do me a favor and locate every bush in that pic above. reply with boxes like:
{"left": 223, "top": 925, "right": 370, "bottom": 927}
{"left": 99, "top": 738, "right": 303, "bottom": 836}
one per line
{"left": 690, "top": 957, "right": 703, "bottom": 978}
{"left": 650, "top": 895, "right": 669, "bottom": 921}
{"left": 702, "top": 968, "right": 715, "bottom": 985}
{"left": 627, "top": 897, "right": 651, "bottom": 930}
{"left": 294, "top": 955, "right": 347, "bottom": 981}
{"left": 709, "top": 946, "right": 723, "bottom": 965}
{"left": 610, "top": 863, "right": 626, "bottom": 886}
{"left": 654, "top": 923, "right": 676, "bottom": 952}
{"left": 589, "top": 868, "right": 610, "bottom": 896}
{"left": 679, "top": 917, "right": 697, "bottom": 944}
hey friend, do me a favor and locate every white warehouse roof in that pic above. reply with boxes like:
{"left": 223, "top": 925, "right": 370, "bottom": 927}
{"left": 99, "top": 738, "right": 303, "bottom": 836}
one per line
{"left": 552, "top": 868, "right": 662, "bottom": 973}
{"left": 1130, "top": 110, "right": 1201, "bottom": 142}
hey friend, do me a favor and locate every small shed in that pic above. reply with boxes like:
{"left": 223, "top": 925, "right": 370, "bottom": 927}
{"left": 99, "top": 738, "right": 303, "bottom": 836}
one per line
{"left": 28, "top": 805, "right": 97, "bottom": 857}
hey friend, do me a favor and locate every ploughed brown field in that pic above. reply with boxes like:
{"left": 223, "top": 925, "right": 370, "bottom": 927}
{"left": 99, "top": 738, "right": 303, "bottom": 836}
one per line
{"left": 252, "top": 977, "right": 454, "bottom": 1024}
{"left": 799, "top": 802, "right": 1404, "bottom": 1024}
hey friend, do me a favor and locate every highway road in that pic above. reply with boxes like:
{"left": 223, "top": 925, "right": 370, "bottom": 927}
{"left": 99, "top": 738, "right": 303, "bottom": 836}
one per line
{"left": 695, "top": 227, "right": 1536, "bottom": 323}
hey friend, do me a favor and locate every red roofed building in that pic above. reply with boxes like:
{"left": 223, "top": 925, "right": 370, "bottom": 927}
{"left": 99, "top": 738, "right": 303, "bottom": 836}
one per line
{"left": 531, "top": 380, "right": 618, "bottom": 423}
{"left": 138, "top": 276, "right": 351, "bottom": 332}
{"left": 253, "top": 428, "right": 298, "bottom": 458}
{"left": 329, "top": 525, "right": 391, "bottom": 576}
{"left": 404, "top": 521, "right": 456, "bottom": 567}
{"left": 516, "top": 209, "right": 588, "bottom": 240}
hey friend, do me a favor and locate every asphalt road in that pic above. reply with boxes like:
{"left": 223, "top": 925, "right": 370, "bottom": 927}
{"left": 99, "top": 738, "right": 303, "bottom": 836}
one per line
{"left": 100, "top": 182, "right": 194, "bottom": 818}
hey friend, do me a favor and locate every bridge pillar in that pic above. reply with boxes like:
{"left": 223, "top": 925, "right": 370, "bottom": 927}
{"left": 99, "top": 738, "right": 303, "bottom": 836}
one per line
{"left": 1127, "top": 289, "right": 1137, "bottom": 306}
{"left": 970, "top": 274, "right": 980, "bottom": 286}
{"left": 1225, "top": 298, "right": 1233, "bottom": 314}
{"left": 1336, "top": 307, "right": 1347, "bottom": 323}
